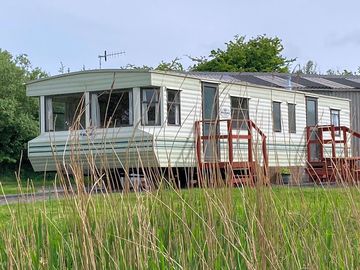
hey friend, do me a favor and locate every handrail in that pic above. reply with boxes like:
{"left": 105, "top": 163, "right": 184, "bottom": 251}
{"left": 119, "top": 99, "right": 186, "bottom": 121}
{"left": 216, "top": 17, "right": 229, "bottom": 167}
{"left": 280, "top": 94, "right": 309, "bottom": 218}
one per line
{"left": 306, "top": 124, "right": 360, "bottom": 162}
{"left": 342, "top": 126, "right": 360, "bottom": 139}
{"left": 306, "top": 124, "right": 360, "bottom": 182}
{"left": 307, "top": 125, "right": 360, "bottom": 138}
{"left": 194, "top": 119, "right": 268, "bottom": 176}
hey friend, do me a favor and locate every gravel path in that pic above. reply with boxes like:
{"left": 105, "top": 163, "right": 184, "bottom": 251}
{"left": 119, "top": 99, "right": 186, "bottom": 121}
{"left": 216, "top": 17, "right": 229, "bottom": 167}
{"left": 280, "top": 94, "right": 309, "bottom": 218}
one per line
{"left": 0, "top": 187, "right": 108, "bottom": 206}
{"left": 0, "top": 188, "right": 69, "bottom": 206}
{"left": 0, "top": 181, "right": 345, "bottom": 206}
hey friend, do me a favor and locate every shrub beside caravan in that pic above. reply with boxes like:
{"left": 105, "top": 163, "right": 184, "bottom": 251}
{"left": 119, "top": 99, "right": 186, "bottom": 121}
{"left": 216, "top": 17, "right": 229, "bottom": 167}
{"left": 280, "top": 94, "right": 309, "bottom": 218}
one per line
{"left": 26, "top": 70, "right": 360, "bottom": 185}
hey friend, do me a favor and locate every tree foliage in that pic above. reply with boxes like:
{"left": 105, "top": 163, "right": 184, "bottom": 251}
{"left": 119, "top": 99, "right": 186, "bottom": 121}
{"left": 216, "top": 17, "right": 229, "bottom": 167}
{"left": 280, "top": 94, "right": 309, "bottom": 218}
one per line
{"left": 0, "top": 50, "right": 47, "bottom": 165}
{"left": 300, "top": 60, "right": 318, "bottom": 74}
{"left": 326, "top": 68, "right": 359, "bottom": 76}
{"left": 191, "top": 35, "right": 295, "bottom": 72}
{"left": 155, "top": 57, "right": 184, "bottom": 71}
{"left": 122, "top": 57, "right": 184, "bottom": 72}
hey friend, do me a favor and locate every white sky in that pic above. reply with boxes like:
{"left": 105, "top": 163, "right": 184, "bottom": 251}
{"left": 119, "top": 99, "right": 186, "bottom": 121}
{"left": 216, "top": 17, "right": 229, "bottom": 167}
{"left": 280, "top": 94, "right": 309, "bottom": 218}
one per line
{"left": 1, "top": 0, "right": 359, "bottom": 75}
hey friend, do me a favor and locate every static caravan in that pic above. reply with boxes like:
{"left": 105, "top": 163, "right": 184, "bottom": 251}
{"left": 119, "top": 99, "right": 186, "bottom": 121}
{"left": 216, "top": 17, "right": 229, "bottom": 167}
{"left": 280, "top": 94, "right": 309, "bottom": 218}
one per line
{"left": 26, "top": 70, "right": 360, "bottom": 185}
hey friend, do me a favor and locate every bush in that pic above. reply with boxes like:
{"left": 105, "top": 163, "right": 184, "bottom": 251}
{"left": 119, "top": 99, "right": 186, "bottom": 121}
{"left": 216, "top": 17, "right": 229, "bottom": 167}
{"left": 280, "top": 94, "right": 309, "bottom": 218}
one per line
{"left": 0, "top": 50, "right": 47, "bottom": 167}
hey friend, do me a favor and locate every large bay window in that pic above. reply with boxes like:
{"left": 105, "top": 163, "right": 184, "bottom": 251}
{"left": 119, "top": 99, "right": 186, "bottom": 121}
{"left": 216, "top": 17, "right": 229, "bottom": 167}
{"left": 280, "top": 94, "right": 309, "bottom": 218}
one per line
{"left": 90, "top": 89, "right": 133, "bottom": 128}
{"left": 45, "top": 94, "right": 85, "bottom": 131}
{"left": 167, "top": 89, "right": 181, "bottom": 126}
{"left": 141, "top": 88, "right": 161, "bottom": 126}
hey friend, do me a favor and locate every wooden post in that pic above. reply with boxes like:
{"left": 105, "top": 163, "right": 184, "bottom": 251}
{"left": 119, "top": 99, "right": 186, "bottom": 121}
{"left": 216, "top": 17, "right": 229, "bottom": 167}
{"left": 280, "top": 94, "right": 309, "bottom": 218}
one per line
{"left": 248, "top": 120, "right": 253, "bottom": 163}
{"left": 331, "top": 125, "right": 336, "bottom": 158}
{"left": 227, "top": 120, "right": 233, "bottom": 165}
{"left": 262, "top": 136, "right": 269, "bottom": 179}
{"left": 195, "top": 121, "right": 202, "bottom": 166}
{"left": 306, "top": 127, "right": 311, "bottom": 162}
{"left": 343, "top": 127, "right": 348, "bottom": 157}
{"left": 319, "top": 128, "right": 324, "bottom": 160}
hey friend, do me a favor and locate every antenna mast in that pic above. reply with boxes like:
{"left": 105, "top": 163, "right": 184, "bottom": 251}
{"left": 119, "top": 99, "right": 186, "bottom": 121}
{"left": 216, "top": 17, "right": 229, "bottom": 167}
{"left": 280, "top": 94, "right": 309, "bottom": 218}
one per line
{"left": 98, "top": 50, "right": 125, "bottom": 69}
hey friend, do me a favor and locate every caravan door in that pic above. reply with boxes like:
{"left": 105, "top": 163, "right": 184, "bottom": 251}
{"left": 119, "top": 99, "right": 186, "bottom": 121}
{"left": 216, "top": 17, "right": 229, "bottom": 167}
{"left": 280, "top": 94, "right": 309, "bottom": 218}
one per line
{"left": 306, "top": 97, "right": 321, "bottom": 161}
{"left": 202, "top": 83, "right": 219, "bottom": 162}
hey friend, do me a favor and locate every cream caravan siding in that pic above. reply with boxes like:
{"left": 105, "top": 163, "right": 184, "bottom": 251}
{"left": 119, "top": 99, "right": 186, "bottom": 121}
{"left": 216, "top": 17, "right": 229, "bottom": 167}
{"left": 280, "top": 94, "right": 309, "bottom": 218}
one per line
{"left": 28, "top": 128, "right": 158, "bottom": 172}
{"left": 149, "top": 73, "right": 202, "bottom": 167}
{"left": 216, "top": 82, "right": 351, "bottom": 167}
{"left": 150, "top": 73, "right": 350, "bottom": 168}
{"left": 26, "top": 71, "right": 151, "bottom": 96}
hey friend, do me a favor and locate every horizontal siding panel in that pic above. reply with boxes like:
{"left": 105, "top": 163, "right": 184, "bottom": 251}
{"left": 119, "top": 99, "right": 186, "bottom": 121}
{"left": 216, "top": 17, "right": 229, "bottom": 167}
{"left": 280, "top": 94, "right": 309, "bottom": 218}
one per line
{"left": 27, "top": 72, "right": 151, "bottom": 96}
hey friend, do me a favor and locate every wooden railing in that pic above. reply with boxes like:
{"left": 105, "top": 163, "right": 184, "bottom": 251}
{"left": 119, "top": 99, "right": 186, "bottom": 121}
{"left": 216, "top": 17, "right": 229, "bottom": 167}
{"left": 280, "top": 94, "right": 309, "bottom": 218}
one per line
{"left": 306, "top": 125, "right": 360, "bottom": 162}
{"left": 306, "top": 125, "right": 360, "bottom": 182}
{"left": 194, "top": 119, "right": 268, "bottom": 174}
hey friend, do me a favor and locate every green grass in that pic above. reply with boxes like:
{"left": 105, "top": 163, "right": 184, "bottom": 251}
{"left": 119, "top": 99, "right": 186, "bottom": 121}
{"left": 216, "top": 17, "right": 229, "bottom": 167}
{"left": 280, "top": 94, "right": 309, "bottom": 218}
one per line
{"left": 1, "top": 186, "right": 360, "bottom": 269}
{"left": 0, "top": 171, "right": 56, "bottom": 195}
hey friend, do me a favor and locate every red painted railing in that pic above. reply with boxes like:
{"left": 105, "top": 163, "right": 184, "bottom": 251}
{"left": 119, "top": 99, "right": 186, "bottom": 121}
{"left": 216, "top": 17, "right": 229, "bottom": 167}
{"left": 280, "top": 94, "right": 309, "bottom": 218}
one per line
{"left": 306, "top": 125, "right": 360, "bottom": 182}
{"left": 306, "top": 125, "right": 360, "bottom": 162}
{"left": 194, "top": 119, "right": 268, "bottom": 176}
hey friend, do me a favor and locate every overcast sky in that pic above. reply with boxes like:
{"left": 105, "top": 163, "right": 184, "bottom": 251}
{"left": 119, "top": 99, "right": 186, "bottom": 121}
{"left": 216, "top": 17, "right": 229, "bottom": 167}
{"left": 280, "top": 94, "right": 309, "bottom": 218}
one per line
{"left": 1, "top": 0, "right": 360, "bottom": 75}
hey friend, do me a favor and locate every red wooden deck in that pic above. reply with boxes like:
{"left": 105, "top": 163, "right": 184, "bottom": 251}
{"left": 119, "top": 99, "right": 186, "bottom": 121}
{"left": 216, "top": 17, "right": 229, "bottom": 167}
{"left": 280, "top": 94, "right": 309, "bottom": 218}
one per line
{"left": 194, "top": 119, "right": 269, "bottom": 186}
{"left": 306, "top": 125, "right": 360, "bottom": 182}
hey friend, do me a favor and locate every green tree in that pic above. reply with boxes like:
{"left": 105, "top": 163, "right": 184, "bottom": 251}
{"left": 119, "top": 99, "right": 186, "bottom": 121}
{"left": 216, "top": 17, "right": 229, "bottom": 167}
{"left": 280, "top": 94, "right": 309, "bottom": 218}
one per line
{"left": 301, "top": 60, "right": 318, "bottom": 74}
{"left": 191, "top": 35, "right": 295, "bottom": 72}
{"left": 122, "top": 63, "right": 153, "bottom": 70}
{"left": 155, "top": 57, "right": 184, "bottom": 71}
{"left": 326, "top": 68, "right": 357, "bottom": 76}
{"left": 0, "top": 50, "right": 47, "bottom": 166}
{"left": 122, "top": 57, "right": 184, "bottom": 71}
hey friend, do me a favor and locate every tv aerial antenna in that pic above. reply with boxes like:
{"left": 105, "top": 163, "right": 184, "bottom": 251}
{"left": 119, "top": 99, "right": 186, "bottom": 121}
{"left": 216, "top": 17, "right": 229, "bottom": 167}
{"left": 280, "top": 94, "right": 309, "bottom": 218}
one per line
{"left": 98, "top": 50, "right": 125, "bottom": 69}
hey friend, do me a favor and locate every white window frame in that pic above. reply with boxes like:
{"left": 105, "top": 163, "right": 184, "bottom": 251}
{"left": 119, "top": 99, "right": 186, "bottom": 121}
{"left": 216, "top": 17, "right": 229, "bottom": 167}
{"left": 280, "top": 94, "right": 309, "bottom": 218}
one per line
{"left": 272, "top": 101, "right": 282, "bottom": 132}
{"left": 141, "top": 88, "right": 161, "bottom": 126}
{"left": 44, "top": 94, "right": 85, "bottom": 132}
{"left": 230, "top": 96, "right": 249, "bottom": 130}
{"left": 167, "top": 89, "right": 181, "bottom": 126}
{"left": 330, "top": 108, "right": 340, "bottom": 136}
{"left": 90, "top": 89, "right": 133, "bottom": 128}
{"left": 288, "top": 103, "right": 296, "bottom": 133}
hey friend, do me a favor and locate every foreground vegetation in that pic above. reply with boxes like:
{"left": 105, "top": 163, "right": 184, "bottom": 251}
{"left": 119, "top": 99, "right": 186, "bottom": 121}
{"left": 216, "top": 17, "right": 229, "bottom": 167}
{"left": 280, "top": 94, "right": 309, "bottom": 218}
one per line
{"left": 1, "top": 183, "right": 360, "bottom": 269}
{"left": 0, "top": 171, "right": 55, "bottom": 195}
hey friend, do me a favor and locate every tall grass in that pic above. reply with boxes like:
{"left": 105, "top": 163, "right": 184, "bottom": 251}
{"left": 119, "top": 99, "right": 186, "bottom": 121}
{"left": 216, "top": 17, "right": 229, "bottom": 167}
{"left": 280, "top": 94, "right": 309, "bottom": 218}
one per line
{"left": 2, "top": 180, "right": 360, "bottom": 269}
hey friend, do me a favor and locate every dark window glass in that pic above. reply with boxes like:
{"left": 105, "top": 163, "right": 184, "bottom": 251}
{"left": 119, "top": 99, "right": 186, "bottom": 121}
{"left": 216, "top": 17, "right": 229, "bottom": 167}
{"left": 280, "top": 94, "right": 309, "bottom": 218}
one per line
{"left": 306, "top": 97, "right": 320, "bottom": 160}
{"left": 306, "top": 98, "right": 318, "bottom": 126}
{"left": 45, "top": 94, "right": 85, "bottom": 131}
{"left": 91, "top": 90, "right": 132, "bottom": 128}
{"left": 167, "top": 90, "right": 180, "bottom": 125}
{"left": 288, "top": 103, "right": 296, "bottom": 133}
{"left": 330, "top": 109, "right": 340, "bottom": 136}
{"left": 141, "top": 88, "right": 161, "bottom": 126}
{"left": 203, "top": 85, "right": 218, "bottom": 121}
{"left": 273, "top": 101, "right": 282, "bottom": 132}
{"left": 231, "top": 97, "right": 249, "bottom": 130}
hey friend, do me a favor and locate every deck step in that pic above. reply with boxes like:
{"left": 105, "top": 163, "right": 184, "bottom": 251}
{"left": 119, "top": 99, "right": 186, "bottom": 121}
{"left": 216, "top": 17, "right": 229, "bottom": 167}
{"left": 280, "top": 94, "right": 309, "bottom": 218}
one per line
{"left": 230, "top": 166, "right": 256, "bottom": 185}
{"left": 231, "top": 175, "right": 254, "bottom": 186}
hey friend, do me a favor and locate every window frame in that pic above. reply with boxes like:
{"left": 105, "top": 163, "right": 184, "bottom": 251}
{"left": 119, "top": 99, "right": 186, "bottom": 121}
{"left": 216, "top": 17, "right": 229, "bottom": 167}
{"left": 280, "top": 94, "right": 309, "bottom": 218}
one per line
{"left": 90, "top": 88, "right": 133, "bottom": 128}
{"left": 272, "top": 101, "right": 282, "bottom": 132}
{"left": 230, "top": 96, "right": 250, "bottom": 130}
{"left": 44, "top": 93, "right": 85, "bottom": 132}
{"left": 306, "top": 97, "right": 318, "bottom": 127}
{"left": 330, "top": 109, "right": 340, "bottom": 136}
{"left": 141, "top": 87, "right": 161, "bottom": 126}
{"left": 167, "top": 89, "right": 181, "bottom": 126}
{"left": 288, "top": 103, "right": 296, "bottom": 133}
